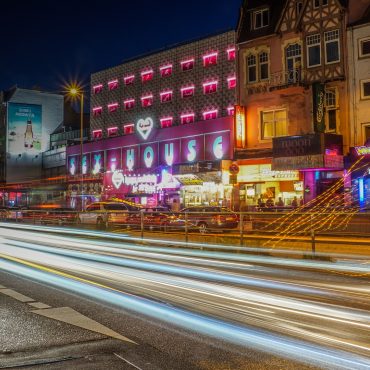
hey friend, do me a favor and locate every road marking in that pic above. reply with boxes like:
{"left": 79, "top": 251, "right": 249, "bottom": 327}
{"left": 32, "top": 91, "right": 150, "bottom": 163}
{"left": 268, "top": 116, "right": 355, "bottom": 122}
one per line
{"left": 0, "top": 288, "right": 35, "bottom": 302}
{"left": 32, "top": 307, "right": 137, "bottom": 344}
{"left": 113, "top": 353, "right": 143, "bottom": 370}
{"left": 28, "top": 302, "right": 51, "bottom": 309}
{"left": 0, "top": 284, "right": 6, "bottom": 289}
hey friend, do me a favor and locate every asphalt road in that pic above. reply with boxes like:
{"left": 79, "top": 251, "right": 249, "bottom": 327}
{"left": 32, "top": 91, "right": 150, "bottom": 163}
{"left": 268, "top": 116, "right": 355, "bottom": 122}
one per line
{"left": 0, "top": 223, "right": 370, "bottom": 369}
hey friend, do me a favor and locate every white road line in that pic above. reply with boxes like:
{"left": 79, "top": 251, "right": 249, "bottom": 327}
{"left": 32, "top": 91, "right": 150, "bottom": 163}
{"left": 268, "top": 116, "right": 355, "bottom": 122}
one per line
{"left": 0, "top": 288, "right": 35, "bottom": 302}
{"left": 28, "top": 302, "right": 51, "bottom": 309}
{"left": 32, "top": 307, "right": 137, "bottom": 344}
{"left": 113, "top": 353, "right": 144, "bottom": 370}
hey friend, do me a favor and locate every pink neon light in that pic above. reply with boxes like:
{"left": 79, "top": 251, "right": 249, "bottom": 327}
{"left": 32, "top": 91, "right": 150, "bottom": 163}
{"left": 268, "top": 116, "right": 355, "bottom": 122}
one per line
{"left": 227, "top": 106, "right": 235, "bottom": 116}
{"left": 141, "top": 69, "right": 154, "bottom": 82}
{"left": 202, "top": 109, "right": 218, "bottom": 120}
{"left": 93, "top": 84, "right": 103, "bottom": 94}
{"left": 203, "top": 52, "right": 218, "bottom": 67}
{"left": 159, "top": 64, "right": 173, "bottom": 77}
{"left": 141, "top": 94, "right": 153, "bottom": 100}
{"left": 124, "top": 75, "right": 135, "bottom": 85}
{"left": 123, "top": 99, "right": 135, "bottom": 110}
{"left": 92, "top": 130, "right": 103, "bottom": 139}
{"left": 227, "top": 76, "right": 237, "bottom": 89}
{"left": 160, "top": 90, "right": 173, "bottom": 95}
{"left": 92, "top": 107, "right": 102, "bottom": 112}
{"left": 227, "top": 47, "right": 236, "bottom": 61}
{"left": 141, "top": 94, "right": 153, "bottom": 107}
{"left": 202, "top": 80, "right": 219, "bottom": 87}
{"left": 203, "top": 80, "right": 218, "bottom": 94}
{"left": 202, "top": 52, "right": 218, "bottom": 59}
{"left": 180, "top": 58, "right": 195, "bottom": 71}
{"left": 92, "top": 107, "right": 103, "bottom": 116}
{"left": 160, "top": 117, "right": 173, "bottom": 128}
{"left": 108, "top": 80, "right": 119, "bottom": 90}
{"left": 180, "top": 113, "right": 195, "bottom": 124}
{"left": 108, "top": 103, "right": 119, "bottom": 113}
{"left": 160, "top": 90, "right": 173, "bottom": 103}
{"left": 181, "top": 85, "right": 195, "bottom": 98}
{"left": 160, "top": 64, "right": 173, "bottom": 70}
{"left": 108, "top": 127, "right": 118, "bottom": 136}
{"left": 123, "top": 124, "right": 134, "bottom": 135}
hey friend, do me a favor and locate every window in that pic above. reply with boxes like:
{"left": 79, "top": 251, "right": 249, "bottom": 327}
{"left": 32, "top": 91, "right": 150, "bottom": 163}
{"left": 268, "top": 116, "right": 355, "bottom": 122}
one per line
{"left": 160, "top": 64, "right": 173, "bottom": 77}
{"left": 180, "top": 113, "right": 195, "bottom": 125}
{"left": 124, "top": 75, "right": 135, "bottom": 85}
{"left": 361, "top": 80, "right": 370, "bottom": 99}
{"left": 141, "top": 69, "right": 153, "bottom": 82}
{"left": 261, "top": 109, "right": 287, "bottom": 139}
{"left": 181, "top": 58, "right": 194, "bottom": 71}
{"left": 160, "top": 117, "right": 173, "bottom": 128}
{"left": 325, "top": 89, "right": 338, "bottom": 132}
{"left": 181, "top": 85, "right": 195, "bottom": 98}
{"left": 203, "top": 52, "right": 218, "bottom": 67}
{"left": 93, "top": 84, "right": 103, "bottom": 94}
{"left": 314, "top": 0, "right": 327, "bottom": 8}
{"left": 107, "top": 127, "right": 118, "bottom": 137}
{"left": 92, "top": 130, "right": 103, "bottom": 140}
{"left": 296, "top": 1, "right": 303, "bottom": 15}
{"left": 107, "top": 103, "right": 119, "bottom": 113}
{"left": 359, "top": 38, "right": 370, "bottom": 57}
{"left": 108, "top": 80, "right": 118, "bottom": 90}
{"left": 286, "top": 43, "right": 302, "bottom": 83}
{"left": 227, "top": 106, "right": 235, "bottom": 116}
{"left": 247, "top": 54, "right": 257, "bottom": 83}
{"left": 203, "top": 80, "right": 218, "bottom": 94}
{"left": 203, "top": 109, "right": 218, "bottom": 120}
{"left": 259, "top": 52, "right": 269, "bottom": 80}
{"left": 141, "top": 95, "right": 153, "bottom": 107}
{"left": 123, "top": 124, "right": 134, "bottom": 135}
{"left": 307, "top": 34, "right": 321, "bottom": 67}
{"left": 227, "top": 76, "right": 237, "bottom": 89}
{"left": 92, "top": 107, "right": 102, "bottom": 117}
{"left": 325, "top": 30, "right": 340, "bottom": 64}
{"left": 160, "top": 90, "right": 173, "bottom": 103}
{"left": 227, "top": 47, "right": 236, "bottom": 61}
{"left": 253, "top": 8, "right": 269, "bottom": 29}
{"left": 124, "top": 99, "right": 135, "bottom": 110}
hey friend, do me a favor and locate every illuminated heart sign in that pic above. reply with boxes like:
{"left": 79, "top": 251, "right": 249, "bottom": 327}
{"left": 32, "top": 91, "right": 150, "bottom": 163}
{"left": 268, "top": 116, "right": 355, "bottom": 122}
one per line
{"left": 136, "top": 117, "right": 154, "bottom": 140}
{"left": 112, "top": 171, "right": 124, "bottom": 189}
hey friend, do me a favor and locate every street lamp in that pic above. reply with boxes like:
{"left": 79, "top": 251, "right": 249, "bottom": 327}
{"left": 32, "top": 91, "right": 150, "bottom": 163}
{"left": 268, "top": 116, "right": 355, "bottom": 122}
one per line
{"left": 67, "top": 84, "right": 84, "bottom": 210}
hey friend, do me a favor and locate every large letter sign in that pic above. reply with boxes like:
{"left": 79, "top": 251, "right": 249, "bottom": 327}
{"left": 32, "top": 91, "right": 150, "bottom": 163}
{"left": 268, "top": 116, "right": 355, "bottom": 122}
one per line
{"left": 136, "top": 117, "right": 154, "bottom": 140}
{"left": 126, "top": 148, "right": 135, "bottom": 170}
{"left": 213, "top": 136, "right": 223, "bottom": 159}
{"left": 164, "top": 143, "right": 174, "bottom": 166}
{"left": 187, "top": 140, "right": 197, "bottom": 162}
{"left": 144, "top": 146, "right": 154, "bottom": 168}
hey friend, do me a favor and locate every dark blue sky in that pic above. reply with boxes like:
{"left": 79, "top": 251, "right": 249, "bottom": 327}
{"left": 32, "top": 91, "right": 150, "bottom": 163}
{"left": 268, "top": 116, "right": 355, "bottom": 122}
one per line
{"left": 0, "top": 0, "right": 241, "bottom": 93}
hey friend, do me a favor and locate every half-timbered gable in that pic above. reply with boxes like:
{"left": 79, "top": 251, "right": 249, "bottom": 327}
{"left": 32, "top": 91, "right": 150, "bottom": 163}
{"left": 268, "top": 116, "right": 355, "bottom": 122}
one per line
{"left": 277, "top": 0, "right": 304, "bottom": 33}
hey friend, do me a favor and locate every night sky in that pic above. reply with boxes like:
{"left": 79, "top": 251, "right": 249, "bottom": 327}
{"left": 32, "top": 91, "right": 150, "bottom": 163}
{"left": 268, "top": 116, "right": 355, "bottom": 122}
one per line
{"left": 0, "top": 0, "right": 241, "bottom": 94}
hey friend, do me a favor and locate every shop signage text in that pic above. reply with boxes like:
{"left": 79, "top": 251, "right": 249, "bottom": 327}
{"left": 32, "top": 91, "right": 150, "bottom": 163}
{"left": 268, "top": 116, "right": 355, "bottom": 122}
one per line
{"left": 354, "top": 146, "right": 370, "bottom": 156}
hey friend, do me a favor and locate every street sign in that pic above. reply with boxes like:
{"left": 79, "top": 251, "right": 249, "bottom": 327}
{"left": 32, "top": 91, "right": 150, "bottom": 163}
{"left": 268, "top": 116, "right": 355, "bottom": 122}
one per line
{"left": 229, "top": 163, "right": 239, "bottom": 175}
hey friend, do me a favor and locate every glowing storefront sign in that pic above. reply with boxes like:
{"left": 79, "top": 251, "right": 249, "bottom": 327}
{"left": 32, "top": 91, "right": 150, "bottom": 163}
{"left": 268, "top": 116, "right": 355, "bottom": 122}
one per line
{"left": 92, "top": 152, "right": 103, "bottom": 175}
{"left": 235, "top": 105, "right": 246, "bottom": 148}
{"left": 213, "top": 136, "right": 223, "bottom": 159}
{"left": 355, "top": 146, "right": 370, "bottom": 156}
{"left": 111, "top": 171, "right": 158, "bottom": 194}
{"left": 187, "top": 140, "right": 197, "bottom": 162}
{"left": 136, "top": 117, "right": 154, "bottom": 140}
{"left": 126, "top": 148, "right": 135, "bottom": 170}
{"left": 160, "top": 64, "right": 172, "bottom": 77}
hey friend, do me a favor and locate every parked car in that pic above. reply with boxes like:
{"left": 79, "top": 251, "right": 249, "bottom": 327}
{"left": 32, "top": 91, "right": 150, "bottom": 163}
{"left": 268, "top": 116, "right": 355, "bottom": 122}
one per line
{"left": 78, "top": 202, "right": 139, "bottom": 229}
{"left": 180, "top": 206, "right": 238, "bottom": 233}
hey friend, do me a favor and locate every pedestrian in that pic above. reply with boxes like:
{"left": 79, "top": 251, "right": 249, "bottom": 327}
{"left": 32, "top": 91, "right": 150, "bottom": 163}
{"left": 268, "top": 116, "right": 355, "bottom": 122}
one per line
{"left": 277, "top": 197, "right": 284, "bottom": 207}
{"left": 291, "top": 196, "right": 298, "bottom": 208}
{"left": 266, "top": 198, "right": 274, "bottom": 208}
{"left": 299, "top": 196, "right": 304, "bottom": 206}
{"left": 171, "top": 199, "right": 180, "bottom": 213}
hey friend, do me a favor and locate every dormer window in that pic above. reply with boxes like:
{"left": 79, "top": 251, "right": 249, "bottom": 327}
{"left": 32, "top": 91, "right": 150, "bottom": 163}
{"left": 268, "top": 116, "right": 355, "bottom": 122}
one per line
{"left": 253, "top": 8, "right": 269, "bottom": 30}
{"left": 314, "top": 0, "right": 328, "bottom": 8}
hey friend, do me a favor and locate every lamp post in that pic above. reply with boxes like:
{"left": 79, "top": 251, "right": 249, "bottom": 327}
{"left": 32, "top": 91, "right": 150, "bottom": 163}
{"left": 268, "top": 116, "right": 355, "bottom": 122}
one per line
{"left": 68, "top": 86, "right": 84, "bottom": 210}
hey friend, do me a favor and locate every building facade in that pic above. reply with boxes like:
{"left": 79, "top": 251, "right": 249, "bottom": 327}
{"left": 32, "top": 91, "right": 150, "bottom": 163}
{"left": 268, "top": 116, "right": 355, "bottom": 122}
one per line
{"left": 67, "top": 31, "right": 237, "bottom": 209}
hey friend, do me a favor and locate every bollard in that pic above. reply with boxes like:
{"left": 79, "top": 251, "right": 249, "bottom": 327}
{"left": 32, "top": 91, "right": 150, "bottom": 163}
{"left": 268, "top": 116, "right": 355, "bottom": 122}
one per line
{"left": 185, "top": 212, "right": 188, "bottom": 244}
{"left": 239, "top": 212, "right": 243, "bottom": 247}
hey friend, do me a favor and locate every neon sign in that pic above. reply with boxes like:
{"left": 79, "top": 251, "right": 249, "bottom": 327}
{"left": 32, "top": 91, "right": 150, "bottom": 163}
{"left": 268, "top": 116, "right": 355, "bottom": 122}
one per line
{"left": 124, "top": 75, "right": 135, "bottom": 85}
{"left": 203, "top": 81, "right": 218, "bottom": 94}
{"left": 203, "top": 52, "right": 218, "bottom": 67}
{"left": 180, "top": 113, "right": 195, "bottom": 124}
{"left": 107, "top": 103, "right": 119, "bottom": 113}
{"left": 203, "top": 109, "right": 218, "bottom": 120}
{"left": 355, "top": 146, "right": 370, "bottom": 156}
{"left": 235, "top": 105, "right": 246, "bottom": 148}
{"left": 141, "top": 94, "right": 153, "bottom": 107}
{"left": 93, "top": 84, "right": 103, "bottom": 94}
{"left": 227, "top": 47, "right": 236, "bottom": 61}
{"left": 180, "top": 58, "right": 194, "bottom": 71}
{"left": 141, "top": 69, "right": 153, "bottom": 82}
{"left": 108, "top": 79, "right": 118, "bottom": 90}
{"left": 124, "top": 99, "right": 135, "bottom": 110}
{"left": 160, "top": 64, "right": 172, "bottom": 77}
{"left": 136, "top": 117, "right": 154, "bottom": 140}
{"left": 181, "top": 86, "right": 195, "bottom": 98}
{"left": 213, "top": 136, "right": 223, "bottom": 159}
{"left": 160, "top": 90, "right": 173, "bottom": 103}
{"left": 227, "top": 76, "right": 236, "bottom": 89}
{"left": 143, "top": 146, "right": 154, "bottom": 168}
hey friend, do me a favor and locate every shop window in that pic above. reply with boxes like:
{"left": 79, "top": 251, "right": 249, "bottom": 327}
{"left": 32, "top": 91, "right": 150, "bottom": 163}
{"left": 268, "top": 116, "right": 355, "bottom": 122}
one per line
{"left": 180, "top": 113, "right": 195, "bottom": 125}
{"left": 307, "top": 34, "right": 321, "bottom": 67}
{"left": 160, "top": 64, "right": 172, "bottom": 77}
{"left": 93, "top": 84, "right": 103, "bottom": 94}
{"left": 247, "top": 54, "right": 257, "bottom": 83}
{"left": 160, "top": 117, "right": 173, "bottom": 128}
{"left": 203, "top": 109, "right": 218, "bottom": 121}
{"left": 227, "top": 47, "right": 236, "bottom": 61}
{"left": 253, "top": 8, "right": 269, "bottom": 29}
{"left": 227, "top": 106, "right": 235, "bottom": 116}
{"left": 108, "top": 103, "right": 119, "bottom": 113}
{"left": 181, "top": 58, "right": 194, "bottom": 71}
{"left": 203, "top": 80, "right": 218, "bottom": 94}
{"left": 259, "top": 52, "right": 269, "bottom": 80}
{"left": 325, "top": 89, "right": 338, "bottom": 132}
{"left": 181, "top": 85, "right": 195, "bottom": 98}
{"left": 92, "top": 130, "right": 103, "bottom": 140}
{"left": 124, "top": 75, "right": 135, "bottom": 85}
{"left": 261, "top": 109, "right": 287, "bottom": 139}
{"left": 160, "top": 90, "right": 173, "bottom": 103}
{"left": 203, "top": 52, "right": 218, "bottom": 67}
{"left": 124, "top": 98, "right": 135, "bottom": 110}
{"left": 227, "top": 76, "right": 236, "bottom": 89}
{"left": 108, "top": 80, "right": 118, "bottom": 90}
{"left": 141, "top": 69, "right": 153, "bottom": 83}
{"left": 107, "top": 127, "right": 118, "bottom": 137}
{"left": 325, "top": 30, "right": 340, "bottom": 64}
{"left": 92, "top": 107, "right": 102, "bottom": 117}
{"left": 123, "top": 124, "right": 134, "bottom": 135}
{"left": 361, "top": 80, "right": 370, "bottom": 100}
{"left": 141, "top": 94, "right": 153, "bottom": 107}
{"left": 359, "top": 38, "right": 370, "bottom": 58}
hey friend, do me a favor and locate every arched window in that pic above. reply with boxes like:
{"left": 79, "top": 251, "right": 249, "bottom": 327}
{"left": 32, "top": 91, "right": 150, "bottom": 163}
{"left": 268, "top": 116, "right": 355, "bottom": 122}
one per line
{"left": 259, "top": 52, "right": 269, "bottom": 80}
{"left": 247, "top": 54, "right": 257, "bottom": 83}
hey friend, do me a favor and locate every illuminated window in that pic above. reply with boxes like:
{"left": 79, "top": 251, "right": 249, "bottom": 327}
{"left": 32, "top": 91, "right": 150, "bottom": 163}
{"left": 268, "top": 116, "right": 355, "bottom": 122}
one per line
{"left": 92, "top": 130, "right": 103, "bottom": 139}
{"left": 253, "top": 8, "right": 269, "bottom": 29}
{"left": 325, "top": 30, "right": 340, "bottom": 64}
{"left": 180, "top": 113, "right": 195, "bottom": 125}
{"left": 160, "top": 117, "right": 173, "bottom": 128}
{"left": 160, "top": 64, "right": 173, "bottom": 77}
{"left": 259, "top": 52, "right": 269, "bottom": 80}
{"left": 141, "top": 94, "right": 153, "bottom": 107}
{"left": 325, "top": 89, "right": 339, "bottom": 132}
{"left": 108, "top": 127, "right": 118, "bottom": 137}
{"left": 92, "top": 107, "right": 102, "bottom": 117}
{"left": 181, "top": 85, "right": 195, "bottom": 98}
{"left": 181, "top": 58, "right": 194, "bottom": 71}
{"left": 123, "top": 124, "right": 134, "bottom": 135}
{"left": 160, "top": 90, "right": 173, "bottom": 103}
{"left": 124, "top": 75, "right": 135, "bottom": 85}
{"left": 93, "top": 84, "right": 103, "bottom": 94}
{"left": 203, "top": 52, "right": 218, "bottom": 67}
{"left": 227, "top": 47, "right": 236, "bottom": 61}
{"left": 141, "top": 69, "right": 153, "bottom": 82}
{"left": 227, "top": 106, "right": 235, "bottom": 116}
{"left": 247, "top": 54, "right": 257, "bottom": 83}
{"left": 203, "top": 109, "right": 218, "bottom": 120}
{"left": 227, "top": 76, "right": 236, "bottom": 89}
{"left": 123, "top": 99, "right": 135, "bottom": 110}
{"left": 108, "top": 80, "right": 118, "bottom": 90}
{"left": 307, "top": 34, "right": 321, "bottom": 67}
{"left": 108, "top": 103, "right": 119, "bottom": 113}
{"left": 261, "top": 109, "right": 287, "bottom": 139}
{"left": 203, "top": 80, "right": 218, "bottom": 94}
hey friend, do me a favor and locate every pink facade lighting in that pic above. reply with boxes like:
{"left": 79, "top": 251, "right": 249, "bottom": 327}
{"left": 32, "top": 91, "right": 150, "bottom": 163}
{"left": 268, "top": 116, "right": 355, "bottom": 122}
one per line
{"left": 160, "top": 90, "right": 173, "bottom": 103}
{"left": 159, "top": 64, "right": 173, "bottom": 77}
{"left": 107, "top": 127, "right": 118, "bottom": 136}
{"left": 181, "top": 85, "right": 195, "bottom": 98}
{"left": 123, "top": 98, "right": 135, "bottom": 110}
{"left": 180, "top": 58, "right": 195, "bottom": 71}
{"left": 124, "top": 75, "right": 135, "bottom": 85}
{"left": 92, "top": 129, "right": 103, "bottom": 139}
{"left": 141, "top": 69, "right": 154, "bottom": 82}
{"left": 227, "top": 47, "right": 236, "bottom": 61}
{"left": 93, "top": 84, "right": 103, "bottom": 94}
{"left": 123, "top": 124, "right": 134, "bottom": 135}
{"left": 160, "top": 117, "right": 173, "bottom": 128}
{"left": 107, "top": 102, "right": 119, "bottom": 113}
{"left": 202, "top": 51, "right": 218, "bottom": 67}
{"left": 141, "top": 94, "right": 153, "bottom": 107}
{"left": 92, "top": 106, "right": 103, "bottom": 117}
{"left": 180, "top": 113, "right": 195, "bottom": 125}
{"left": 202, "top": 80, "right": 219, "bottom": 94}
{"left": 108, "top": 79, "right": 119, "bottom": 90}
{"left": 202, "top": 109, "right": 218, "bottom": 120}
{"left": 227, "top": 76, "right": 237, "bottom": 89}
{"left": 227, "top": 106, "right": 235, "bottom": 116}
